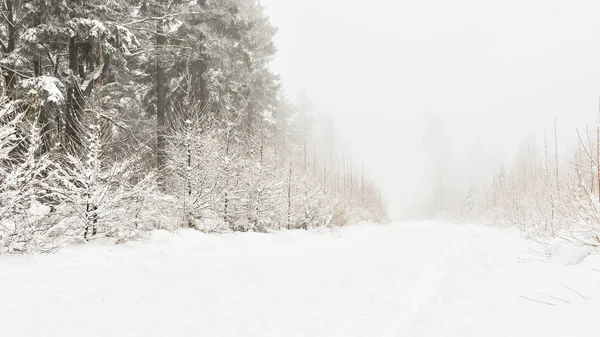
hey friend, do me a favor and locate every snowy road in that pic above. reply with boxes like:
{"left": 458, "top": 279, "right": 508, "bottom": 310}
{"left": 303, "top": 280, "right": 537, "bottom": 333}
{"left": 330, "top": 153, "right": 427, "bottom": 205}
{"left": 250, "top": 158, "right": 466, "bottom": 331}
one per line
{"left": 1, "top": 222, "right": 599, "bottom": 337}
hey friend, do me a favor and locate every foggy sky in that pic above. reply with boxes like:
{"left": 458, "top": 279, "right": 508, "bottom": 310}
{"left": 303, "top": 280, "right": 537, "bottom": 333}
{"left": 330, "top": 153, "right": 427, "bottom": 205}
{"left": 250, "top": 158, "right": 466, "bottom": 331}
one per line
{"left": 262, "top": 0, "right": 600, "bottom": 220}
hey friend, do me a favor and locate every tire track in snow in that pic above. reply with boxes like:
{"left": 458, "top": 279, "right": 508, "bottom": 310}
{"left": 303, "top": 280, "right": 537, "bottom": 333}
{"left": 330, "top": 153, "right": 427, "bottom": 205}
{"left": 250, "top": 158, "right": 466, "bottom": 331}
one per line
{"left": 383, "top": 225, "right": 471, "bottom": 337}
{"left": 391, "top": 245, "right": 456, "bottom": 337}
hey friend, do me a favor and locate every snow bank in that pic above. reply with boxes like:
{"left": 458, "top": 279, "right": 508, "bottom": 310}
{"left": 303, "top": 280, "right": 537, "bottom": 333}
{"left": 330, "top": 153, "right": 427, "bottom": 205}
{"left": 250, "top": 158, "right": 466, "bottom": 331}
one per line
{"left": 0, "top": 222, "right": 598, "bottom": 337}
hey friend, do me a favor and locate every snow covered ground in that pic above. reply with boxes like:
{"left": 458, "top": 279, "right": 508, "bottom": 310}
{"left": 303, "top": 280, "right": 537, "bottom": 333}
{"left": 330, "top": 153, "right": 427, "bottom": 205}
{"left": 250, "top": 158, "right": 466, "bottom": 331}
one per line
{"left": 1, "top": 221, "right": 599, "bottom": 337}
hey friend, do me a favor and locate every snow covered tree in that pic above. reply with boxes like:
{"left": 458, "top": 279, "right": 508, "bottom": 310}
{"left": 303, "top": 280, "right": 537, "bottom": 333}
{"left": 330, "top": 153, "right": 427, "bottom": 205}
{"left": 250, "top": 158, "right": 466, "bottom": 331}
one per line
{"left": 7, "top": 0, "right": 139, "bottom": 152}
{"left": 165, "top": 106, "right": 224, "bottom": 230}
{"left": 52, "top": 108, "right": 154, "bottom": 243}
{"left": 0, "top": 100, "right": 59, "bottom": 252}
{"left": 239, "top": 129, "right": 283, "bottom": 231}
{"left": 460, "top": 182, "right": 478, "bottom": 218}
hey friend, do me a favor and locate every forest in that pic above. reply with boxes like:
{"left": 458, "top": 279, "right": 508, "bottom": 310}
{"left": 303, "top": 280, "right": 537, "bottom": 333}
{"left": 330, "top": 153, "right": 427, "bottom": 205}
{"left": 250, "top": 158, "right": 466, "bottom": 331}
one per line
{"left": 417, "top": 118, "right": 600, "bottom": 249}
{"left": 0, "top": 0, "right": 388, "bottom": 253}
{"left": 1, "top": 1, "right": 598, "bottom": 336}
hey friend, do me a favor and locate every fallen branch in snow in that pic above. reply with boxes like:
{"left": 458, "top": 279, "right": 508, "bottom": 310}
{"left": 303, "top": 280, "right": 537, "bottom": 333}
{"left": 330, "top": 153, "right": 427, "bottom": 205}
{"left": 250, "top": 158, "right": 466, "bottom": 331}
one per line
{"left": 519, "top": 295, "right": 556, "bottom": 306}
{"left": 541, "top": 292, "right": 570, "bottom": 304}
{"left": 559, "top": 283, "right": 591, "bottom": 301}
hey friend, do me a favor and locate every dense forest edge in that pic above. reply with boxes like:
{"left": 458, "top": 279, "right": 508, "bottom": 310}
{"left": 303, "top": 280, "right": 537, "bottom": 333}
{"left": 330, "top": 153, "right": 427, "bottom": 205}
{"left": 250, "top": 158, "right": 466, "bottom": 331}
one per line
{"left": 0, "top": 0, "right": 388, "bottom": 253}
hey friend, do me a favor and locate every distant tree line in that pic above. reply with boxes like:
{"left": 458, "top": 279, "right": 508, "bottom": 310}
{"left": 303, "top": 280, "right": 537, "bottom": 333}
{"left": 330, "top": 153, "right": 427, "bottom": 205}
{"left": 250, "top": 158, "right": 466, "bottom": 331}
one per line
{"left": 420, "top": 117, "right": 600, "bottom": 248}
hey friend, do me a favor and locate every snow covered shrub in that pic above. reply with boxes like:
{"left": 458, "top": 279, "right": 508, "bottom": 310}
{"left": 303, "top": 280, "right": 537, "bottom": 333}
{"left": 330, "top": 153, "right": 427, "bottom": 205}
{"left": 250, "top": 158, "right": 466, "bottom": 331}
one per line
{"left": 329, "top": 201, "right": 349, "bottom": 227}
{"left": 51, "top": 113, "right": 155, "bottom": 244}
{"left": 237, "top": 131, "right": 285, "bottom": 232}
{"left": 460, "top": 184, "right": 477, "bottom": 214}
{"left": 554, "top": 167, "right": 600, "bottom": 248}
{"left": 239, "top": 160, "right": 281, "bottom": 232}
{"left": 0, "top": 109, "right": 61, "bottom": 252}
{"left": 165, "top": 114, "right": 224, "bottom": 230}
{"left": 136, "top": 193, "right": 180, "bottom": 231}
{"left": 216, "top": 120, "right": 246, "bottom": 231}
{"left": 289, "top": 173, "right": 332, "bottom": 229}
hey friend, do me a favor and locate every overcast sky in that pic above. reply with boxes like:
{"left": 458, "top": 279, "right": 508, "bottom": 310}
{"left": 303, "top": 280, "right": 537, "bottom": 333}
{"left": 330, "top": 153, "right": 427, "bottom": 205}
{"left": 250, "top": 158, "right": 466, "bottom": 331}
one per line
{"left": 262, "top": 0, "right": 600, "bottom": 220}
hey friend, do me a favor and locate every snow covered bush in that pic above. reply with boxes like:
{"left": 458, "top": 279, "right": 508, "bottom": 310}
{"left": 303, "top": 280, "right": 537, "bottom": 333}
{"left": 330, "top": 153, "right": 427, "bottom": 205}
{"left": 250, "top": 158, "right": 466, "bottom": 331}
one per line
{"left": 0, "top": 107, "right": 60, "bottom": 252}
{"left": 236, "top": 130, "right": 285, "bottom": 232}
{"left": 165, "top": 114, "right": 225, "bottom": 230}
{"left": 288, "top": 170, "right": 333, "bottom": 229}
{"left": 51, "top": 112, "right": 155, "bottom": 244}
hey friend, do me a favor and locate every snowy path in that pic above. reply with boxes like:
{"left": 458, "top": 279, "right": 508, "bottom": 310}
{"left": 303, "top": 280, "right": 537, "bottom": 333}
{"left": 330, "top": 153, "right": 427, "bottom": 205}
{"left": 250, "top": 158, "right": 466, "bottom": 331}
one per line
{"left": 1, "top": 222, "right": 599, "bottom": 337}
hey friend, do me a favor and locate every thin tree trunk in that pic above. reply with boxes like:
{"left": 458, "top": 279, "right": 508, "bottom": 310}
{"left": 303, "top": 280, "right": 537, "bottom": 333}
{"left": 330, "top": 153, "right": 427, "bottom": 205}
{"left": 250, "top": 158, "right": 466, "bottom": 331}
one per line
{"left": 199, "top": 59, "right": 209, "bottom": 114}
{"left": 597, "top": 126, "right": 599, "bottom": 204}
{"left": 156, "top": 18, "right": 167, "bottom": 190}
{"left": 224, "top": 126, "right": 231, "bottom": 226}
{"left": 361, "top": 151, "right": 364, "bottom": 203}
{"left": 554, "top": 118, "right": 559, "bottom": 192}
{"left": 342, "top": 150, "right": 346, "bottom": 202}
{"left": 288, "top": 154, "right": 292, "bottom": 229}
{"left": 3, "top": 0, "right": 18, "bottom": 93}
{"left": 323, "top": 157, "right": 327, "bottom": 195}
{"left": 303, "top": 130, "right": 307, "bottom": 171}
{"left": 591, "top": 128, "right": 595, "bottom": 195}
{"left": 65, "top": 36, "right": 84, "bottom": 152}
{"left": 544, "top": 126, "right": 550, "bottom": 184}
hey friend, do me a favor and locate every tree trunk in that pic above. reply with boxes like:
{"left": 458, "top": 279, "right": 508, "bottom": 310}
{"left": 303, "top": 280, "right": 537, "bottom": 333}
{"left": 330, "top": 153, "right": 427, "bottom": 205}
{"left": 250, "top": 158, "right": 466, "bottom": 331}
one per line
{"left": 597, "top": 126, "right": 599, "bottom": 204}
{"left": 65, "top": 37, "right": 84, "bottom": 152}
{"left": 199, "top": 59, "right": 209, "bottom": 114}
{"left": 156, "top": 19, "right": 167, "bottom": 190}
{"left": 3, "top": 0, "right": 18, "bottom": 93}
{"left": 554, "top": 118, "right": 559, "bottom": 192}
{"left": 36, "top": 55, "right": 54, "bottom": 153}
{"left": 246, "top": 100, "right": 256, "bottom": 136}
{"left": 288, "top": 155, "right": 292, "bottom": 229}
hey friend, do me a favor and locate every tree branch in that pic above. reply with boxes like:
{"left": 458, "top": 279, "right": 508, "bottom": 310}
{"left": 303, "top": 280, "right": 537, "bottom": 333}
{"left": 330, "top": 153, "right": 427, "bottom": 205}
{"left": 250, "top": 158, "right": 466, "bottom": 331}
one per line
{"left": 0, "top": 64, "right": 31, "bottom": 79}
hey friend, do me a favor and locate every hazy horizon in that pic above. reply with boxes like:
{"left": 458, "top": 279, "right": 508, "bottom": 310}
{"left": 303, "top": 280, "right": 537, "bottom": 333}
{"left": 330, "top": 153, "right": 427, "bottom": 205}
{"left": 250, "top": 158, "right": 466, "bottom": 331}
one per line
{"left": 262, "top": 0, "right": 600, "bottom": 220}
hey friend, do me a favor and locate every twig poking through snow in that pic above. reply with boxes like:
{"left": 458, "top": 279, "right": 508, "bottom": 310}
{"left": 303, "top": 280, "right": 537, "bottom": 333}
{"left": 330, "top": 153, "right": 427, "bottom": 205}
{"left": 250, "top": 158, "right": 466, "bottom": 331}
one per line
{"left": 559, "top": 283, "right": 591, "bottom": 301}
{"left": 519, "top": 295, "right": 556, "bottom": 306}
{"left": 542, "top": 292, "right": 570, "bottom": 304}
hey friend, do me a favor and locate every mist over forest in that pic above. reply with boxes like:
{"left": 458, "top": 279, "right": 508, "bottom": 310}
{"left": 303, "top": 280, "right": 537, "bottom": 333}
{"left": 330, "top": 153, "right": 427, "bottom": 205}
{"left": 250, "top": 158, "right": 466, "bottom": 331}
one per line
{"left": 2, "top": 1, "right": 600, "bottom": 336}
{"left": 265, "top": 0, "right": 600, "bottom": 230}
